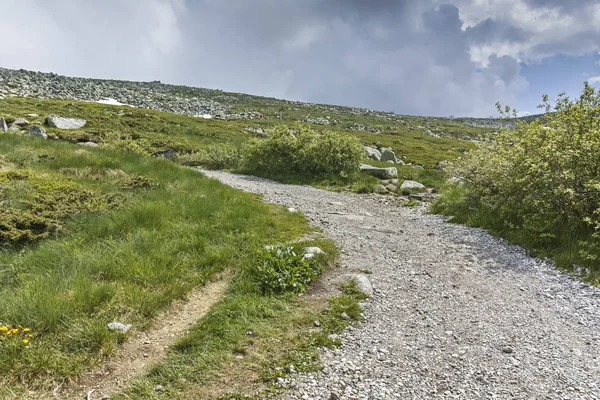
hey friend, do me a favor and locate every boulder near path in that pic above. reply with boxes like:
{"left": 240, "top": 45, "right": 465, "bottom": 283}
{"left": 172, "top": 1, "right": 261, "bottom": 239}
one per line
{"left": 200, "top": 170, "right": 600, "bottom": 400}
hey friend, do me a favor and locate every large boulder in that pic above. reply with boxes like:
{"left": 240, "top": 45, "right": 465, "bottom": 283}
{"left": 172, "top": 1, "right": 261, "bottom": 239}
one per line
{"left": 360, "top": 164, "right": 398, "bottom": 179}
{"left": 364, "top": 146, "right": 382, "bottom": 161}
{"left": 12, "top": 117, "right": 29, "bottom": 127}
{"left": 400, "top": 180, "right": 426, "bottom": 190}
{"left": 0, "top": 117, "right": 6, "bottom": 132}
{"left": 46, "top": 115, "right": 87, "bottom": 129}
{"left": 29, "top": 126, "right": 48, "bottom": 139}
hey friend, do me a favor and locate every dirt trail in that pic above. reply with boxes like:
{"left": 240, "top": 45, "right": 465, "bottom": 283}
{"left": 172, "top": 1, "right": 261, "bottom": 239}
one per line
{"left": 200, "top": 170, "right": 600, "bottom": 400}
{"left": 51, "top": 273, "right": 230, "bottom": 400}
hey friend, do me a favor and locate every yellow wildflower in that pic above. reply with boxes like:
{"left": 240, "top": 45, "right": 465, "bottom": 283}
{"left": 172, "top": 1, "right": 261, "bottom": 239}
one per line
{"left": 28, "top": 334, "right": 33, "bottom": 338}
{"left": 23, "top": 328, "right": 31, "bottom": 333}
{"left": 22, "top": 339, "right": 29, "bottom": 345}
{"left": 0, "top": 326, "right": 8, "bottom": 332}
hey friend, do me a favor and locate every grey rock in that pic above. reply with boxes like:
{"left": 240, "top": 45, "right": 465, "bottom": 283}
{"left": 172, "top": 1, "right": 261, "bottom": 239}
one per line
{"left": 107, "top": 322, "right": 132, "bottom": 333}
{"left": 385, "top": 184, "right": 397, "bottom": 192}
{"left": 8, "top": 126, "right": 20, "bottom": 133}
{"left": 364, "top": 146, "right": 382, "bottom": 161}
{"left": 77, "top": 141, "right": 99, "bottom": 147}
{"left": 435, "top": 160, "right": 450, "bottom": 170}
{"left": 12, "top": 117, "right": 29, "bottom": 127}
{"left": 29, "top": 126, "right": 47, "bottom": 139}
{"left": 374, "top": 184, "right": 388, "bottom": 194}
{"left": 380, "top": 148, "right": 397, "bottom": 163}
{"left": 155, "top": 385, "right": 164, "bottom": 392}
{"left": 502, "top": 346, "right": 514, "bottom": 354}
{"left": 303, "top": 247, "right": 324, "bottom": 259}
{"left": 338, "top": 274, "right": 374, "bottom": 297}
{"left": 46, "top": 114, "right": 87, "bottom": 129}
{"left": 400, "top": 180, "right": 426, "bottom": 190}
{"left": 0, "top": 117, "right": 6, "bottom": 132}
{"left": 360, "top": 164, "right": 398, "bottom": 179}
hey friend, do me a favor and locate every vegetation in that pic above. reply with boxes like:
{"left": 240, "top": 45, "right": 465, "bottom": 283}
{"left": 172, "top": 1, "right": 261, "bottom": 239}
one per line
{"left": 0, "top": 97, "right": 475, "bottom": 192}
{"left": 242, "top": 125, "right": 364, "bottom": 179}
{"left": 433, "top": 83, "right": 600, "bottom": 283}
{"left": 0, "top": 134, "right": 315, "bottom": 392}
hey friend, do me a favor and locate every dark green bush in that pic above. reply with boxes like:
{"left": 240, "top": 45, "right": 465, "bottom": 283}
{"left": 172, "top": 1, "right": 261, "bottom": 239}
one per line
{"left": 243, "top": 125, "right": 364, "bottom": 177}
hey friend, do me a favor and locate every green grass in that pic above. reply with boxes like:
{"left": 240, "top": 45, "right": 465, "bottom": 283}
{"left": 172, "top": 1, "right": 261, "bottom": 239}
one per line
{"left": 0, "top": 97, "right": 473, "bottom": 192}
{"left": 112, "top": 279, "right": 367, "bottom": 400}
{"left": 0, "top": 134, "right": 313, "bottom": 392}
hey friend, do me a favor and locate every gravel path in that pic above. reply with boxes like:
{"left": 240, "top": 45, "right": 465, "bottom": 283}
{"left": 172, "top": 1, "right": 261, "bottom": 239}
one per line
{"left": 200, "top": 170, "right": 600, "bottom": 400}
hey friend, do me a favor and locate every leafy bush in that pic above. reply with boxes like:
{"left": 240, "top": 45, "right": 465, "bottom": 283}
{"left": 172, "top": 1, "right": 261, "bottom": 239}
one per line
{"left": 177, "top": 144, "right": 241, "bottom": 170}
{"left": 243, "top": 125, "right": 364, "bottom": 177}
{"left": 434, "top": 83, "right": 600, "bottom": 277}
{"left": 251, "top": 245, "right": 324, "bottom": 295}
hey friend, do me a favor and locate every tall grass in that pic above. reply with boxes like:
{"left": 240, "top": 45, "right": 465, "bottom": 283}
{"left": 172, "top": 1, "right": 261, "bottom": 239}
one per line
{"left": 0, "top": 135, "right": 310, "bottom": 389}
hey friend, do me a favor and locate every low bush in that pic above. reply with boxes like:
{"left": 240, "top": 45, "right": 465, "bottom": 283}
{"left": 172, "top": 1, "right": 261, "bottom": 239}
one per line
{"left": 242, "top": 125, "right": 364, "bottom": 177}
{"left": 250, "top": 245, "right": 324, "bottom": 295}
{"left": 433, "top": 83, "right": 600, "bottom": 281}
{"left": 177, "top": 143, "right": 241, "bottom": 170}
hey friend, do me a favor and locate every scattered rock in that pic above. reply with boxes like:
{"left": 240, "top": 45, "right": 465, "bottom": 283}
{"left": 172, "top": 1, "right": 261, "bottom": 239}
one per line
{"left": 313, "top": 320, "right": 322, "bottom": 327}
{"left": 435, "top": 160, "right": 450, "bottom": 170}
{"left": 360, "top": 164, "right": 398, "bottom": 179}
{"left": 77, "top": 141, "right": 99, "bottom": 147}
{"left": 288, "top": 207, "right": 298, "bottom": 213}
{"left": 364, "top": 146, "right": 382, "bottom": 161}
{"left": 340, "top": 312, "right": 350, "bottom": 320}
{"left": 385, "top": 184, "right": 398, "bottom": 192}
{"left": 12, "top": 117, "right": 29, "bottom": 127}
{"left": 502, "top": 346, "right": 514, "bottom": 354}
{"left": 46, "top": 114, "right": 87, "bottom": 129}
{"left": 329, "top": 392, "right": 341, "bottom": 400}
{"left": 380, "top": 147, "right": 398, "bottom": 163}
{"left": 400, "top": 180, "right": 426, "bottom": 190}
{"left": 338, "top": 274, "right": 374, "bottom": 297}
{"left": 26, "top": 113, "right": 39, "bottom": 117}
{"left": 0, "top": 117, "right": 6, "bottom": 132}
{"left": 29, "top": 126, "right": 48, "bottom": 139}
{"left": 303, "top": 247, "right": 324, "bottom": 259}
{"left": 155, "top": 385, "right": 164, "bottom": 392}
{"left": 107, "top": 322, "right": 132, "bottom": 333}
{"left": 8, "top": 126, "right": 20, "bottom": 133}
{"left": 374, "top": 184, "right": 388, "bottom": 194}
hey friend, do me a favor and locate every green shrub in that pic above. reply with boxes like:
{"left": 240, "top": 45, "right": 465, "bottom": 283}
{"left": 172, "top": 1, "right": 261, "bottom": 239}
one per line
{"left": 178, "top": 144, "right": 241, "bottom": 170}
{"left": 251, "top": 245, "right": 324, "bottom": 295}
{"left": 243, "top": 125, "right": 364, "bottom": 177}
{"left": 435, "top": 83, "right": 600, "bottom": 277}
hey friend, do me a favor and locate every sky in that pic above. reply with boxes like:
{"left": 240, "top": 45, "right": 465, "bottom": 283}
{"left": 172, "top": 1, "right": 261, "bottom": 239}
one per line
{"left": 1, "top": 0, "right": 600, "bottom": 117}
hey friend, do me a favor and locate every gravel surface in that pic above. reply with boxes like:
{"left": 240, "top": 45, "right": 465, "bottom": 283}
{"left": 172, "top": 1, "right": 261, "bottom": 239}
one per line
{"left": 200, "top": 169, "right": 600, "bottom": 400}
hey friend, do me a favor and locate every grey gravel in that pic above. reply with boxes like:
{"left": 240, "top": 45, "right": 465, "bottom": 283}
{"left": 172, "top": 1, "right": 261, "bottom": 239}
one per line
{"left": 200, "top": 169, "right": 600, "bottom": 400}
{"left": 107, "top": 322, "right": 132, "bottom": 333}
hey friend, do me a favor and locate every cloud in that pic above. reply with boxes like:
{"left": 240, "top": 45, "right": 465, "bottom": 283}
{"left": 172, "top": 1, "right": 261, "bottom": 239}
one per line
{"left": 589, "top": 76, "right": 600, "bottom": 84}
{"left": 0, "top": 0, "right": 598, "bottom": 116}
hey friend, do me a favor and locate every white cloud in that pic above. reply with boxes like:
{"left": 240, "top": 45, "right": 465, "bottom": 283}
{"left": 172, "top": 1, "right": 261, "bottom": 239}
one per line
{"left": 589, "top": 76, "right": 600, "bottom": 84}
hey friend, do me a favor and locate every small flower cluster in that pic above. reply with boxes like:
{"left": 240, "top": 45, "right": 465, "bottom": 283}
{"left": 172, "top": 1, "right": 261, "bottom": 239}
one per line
{"left": 0, "top": 324, "right": 33, "bottom": 345}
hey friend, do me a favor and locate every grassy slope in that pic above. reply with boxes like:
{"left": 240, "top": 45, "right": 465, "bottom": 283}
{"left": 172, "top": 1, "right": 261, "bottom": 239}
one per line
{"left": 0, "top": 133, "right": 313, "bottom": 390}
{"left": 0, "top": 99, "right": 375, "bottom": 398}
{"left": 0, "top": 95, "right": 485, "bottom": 397}
{"left": 0, "top": 97, "right": 478, "bottom": 192}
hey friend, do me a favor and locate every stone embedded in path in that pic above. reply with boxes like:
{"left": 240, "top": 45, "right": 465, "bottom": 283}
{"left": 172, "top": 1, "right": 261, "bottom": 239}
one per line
{"left": 400, "top": 180, "right": 426, "bottom": 190}
{"left": 360, "top": 164, "right": 398, "bottom": 179}
{"left": 337, "top": 273, "right": 374, "bottom": 297}
{"left": 12, "top": 117, "right": 29, "bottom": 127}
{"left": 29, "top": 126, "right": 48, "bottom": 139}
{"left": 46, "top": 114, "right": 87, "bottom": 129}
{"left": 0, "top": 117, "right": 7, "bottom": 132}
